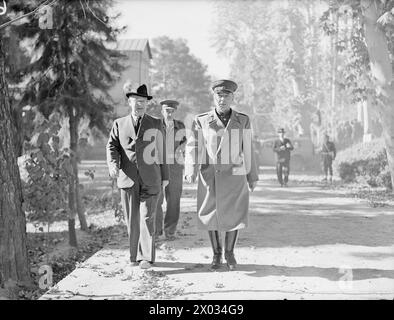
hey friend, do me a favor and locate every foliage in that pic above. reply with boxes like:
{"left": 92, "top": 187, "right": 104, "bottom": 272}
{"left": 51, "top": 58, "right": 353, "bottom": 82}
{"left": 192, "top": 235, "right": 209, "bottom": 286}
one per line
{"left": 322, "top": 0, "right": 394, "bottom": 190}
{"left": 320, "top": 1, "right": 375, "bottom": 104}
{"left": 320, "top": 0, "right": 394, "bottom": 135}
{"left": 82, "top": 179, "right": 124, "bottom": 223}
{"left": 20, "top": 110, "right": 72, "bottom": 222}
{"left": 20, "top": 224, "right": 126, "bottom": 300}
{"left": 211, "top": 0, "right": 393, "bottom": 143}
{"left": 150, "top": 36, "right": 212, "bottom": 120}
{"left": 334, "top": 138, "right": 392, "bottom": 189}
{"left": 7, "top": 0, "right": 126, "bottom": 235}
{"left": 211, "top": 0, "right": 327, "bottom": 137}
{"left": 8, "top": 0, "right": 125, "bottom": 134}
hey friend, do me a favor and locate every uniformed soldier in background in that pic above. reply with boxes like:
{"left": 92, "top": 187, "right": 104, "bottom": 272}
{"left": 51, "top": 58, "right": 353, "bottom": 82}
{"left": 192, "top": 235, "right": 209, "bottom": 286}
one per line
{"left": 320, "top": 133, "right": 336, "bottom": 184}
{"left": 185, "top": 79, "right": 259, "bottom": 271}
{"left": 156, "top": 100, "right": 187, "bottom": 240}
{"left": 273, "top": 128, "right": 294, "bottom": 187}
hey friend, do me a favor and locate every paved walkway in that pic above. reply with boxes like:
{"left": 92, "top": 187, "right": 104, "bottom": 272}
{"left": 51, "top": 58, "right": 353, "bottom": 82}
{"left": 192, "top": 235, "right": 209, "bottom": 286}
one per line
{"left": 41, "top": 172, "right": 394, "bottom": 300}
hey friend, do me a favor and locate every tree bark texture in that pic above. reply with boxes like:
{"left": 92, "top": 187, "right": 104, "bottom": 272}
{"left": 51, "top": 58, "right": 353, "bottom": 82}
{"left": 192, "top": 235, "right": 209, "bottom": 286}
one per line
{"left": 69, "top": 112, "right": 88, "bottom": 232}
{"left": 0, "top": 37, "right": 31, "bottom": 285}
{"left": 362, "top": 0, "right": 394, "bottom": 190}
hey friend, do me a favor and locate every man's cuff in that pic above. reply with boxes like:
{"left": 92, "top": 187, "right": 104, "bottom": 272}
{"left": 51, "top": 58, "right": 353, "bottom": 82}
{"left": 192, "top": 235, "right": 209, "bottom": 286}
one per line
{"left": 108, "top": 162, "right": 118, "bottom": 170}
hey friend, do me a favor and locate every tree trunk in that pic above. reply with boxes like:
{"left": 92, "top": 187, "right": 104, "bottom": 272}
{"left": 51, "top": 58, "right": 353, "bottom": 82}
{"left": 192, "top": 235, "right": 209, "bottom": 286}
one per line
{"left": 357, "top": 101, "right": 363, "bottom": 122}
{"left": 330, "top": 10, "right": 339, "bottom": 137}
{"left": 67, "top": 153, "right": 78, "bottom": 247}
{"left": 55, "top": 8, "right": 78, "bottom": 247}
{"left": 288, "top": 4, "right": 310, "bottom": 134}
{"left": 69, "top": 112, "right": 88, "bottom": 231}
{"left": 60, "top": 9, "right": 88, "bottom": 235}
{"left": 67, "top": 112, "right": 79, "bottom": 247}
{"left": 0, "top": 38, "right": 31, "bottom": 286}
{"left": 362, "top": 0, "right": 394, "bottom": 191}
{"left": 67, "top": 176, "right": 78, "bottom": 246}
{"left": 362, "top": 97, "right": 372, "bottom": 143}
{"left": 76, "top": 184, "right": 88, "bottom": 231}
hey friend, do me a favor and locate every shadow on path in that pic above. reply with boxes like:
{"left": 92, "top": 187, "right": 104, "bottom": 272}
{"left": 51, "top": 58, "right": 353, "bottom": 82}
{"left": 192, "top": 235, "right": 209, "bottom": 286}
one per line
{"left": 153, "top": 261, "right": 394, "bottom": 281}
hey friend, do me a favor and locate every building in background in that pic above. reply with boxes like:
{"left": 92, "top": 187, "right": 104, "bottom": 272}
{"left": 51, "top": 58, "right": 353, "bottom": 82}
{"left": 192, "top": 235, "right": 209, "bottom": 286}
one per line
{"left": 108, "top": 38, "right": 153, "bottom": 117}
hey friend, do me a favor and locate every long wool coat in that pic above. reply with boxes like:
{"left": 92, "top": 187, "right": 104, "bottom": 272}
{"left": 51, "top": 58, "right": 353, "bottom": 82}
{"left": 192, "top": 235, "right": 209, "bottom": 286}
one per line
{"left": 185, "top": 109, "right": 259, "bottom": 231}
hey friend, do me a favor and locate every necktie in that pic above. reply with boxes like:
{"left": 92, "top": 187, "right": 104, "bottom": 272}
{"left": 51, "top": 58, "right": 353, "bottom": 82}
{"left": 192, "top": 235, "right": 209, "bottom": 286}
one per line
{"left": 135, "top": 116, "right": 141, "bottom": 133}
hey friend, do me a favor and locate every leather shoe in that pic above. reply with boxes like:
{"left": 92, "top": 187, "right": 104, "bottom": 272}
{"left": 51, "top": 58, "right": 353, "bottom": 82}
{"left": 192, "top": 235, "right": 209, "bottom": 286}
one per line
{"left": 139, "top": 260, "right": 152, "bottom": 269}
{"left": 165, "top": 233, "right": 176, "bottom": 241}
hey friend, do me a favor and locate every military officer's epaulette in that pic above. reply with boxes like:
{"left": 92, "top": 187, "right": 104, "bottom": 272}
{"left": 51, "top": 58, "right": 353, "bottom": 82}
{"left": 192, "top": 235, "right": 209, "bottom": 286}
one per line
{"left": 149, "top": 114, "right": 161, "bottom": 121}
{"left": 197, "top": 112, "right": 216, "bottom": 124}
{"left": 196, "top": 112, "right": 210, "bottom": 118}
{"left": 235, "top": 111, "right": 249, "bottom": 118}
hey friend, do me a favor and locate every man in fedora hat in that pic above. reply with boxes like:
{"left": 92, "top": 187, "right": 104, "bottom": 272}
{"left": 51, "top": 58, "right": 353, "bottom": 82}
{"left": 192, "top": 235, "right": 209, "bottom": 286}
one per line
{"left": 273, "top": 128, "right": 294, "bottom": 187}
{"left": 185, "top": 79, "right": 259, "bottom": 271}
{"left": 106, "top": 83, "right": 169, "bottom": 269}
{"left": 156, "top": 100, "right": 187, "bottom": 240}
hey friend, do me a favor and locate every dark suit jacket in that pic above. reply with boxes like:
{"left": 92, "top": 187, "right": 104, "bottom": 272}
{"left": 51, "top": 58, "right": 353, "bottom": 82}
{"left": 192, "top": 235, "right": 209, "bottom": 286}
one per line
{"left": 106, "top": 113, "right": 169, "bottom": 188}
{"left": 273, "top": 138, "right": 294, "bottom": 163}
{"left": 321, "top": 141, "right": 336, "bottom": 161}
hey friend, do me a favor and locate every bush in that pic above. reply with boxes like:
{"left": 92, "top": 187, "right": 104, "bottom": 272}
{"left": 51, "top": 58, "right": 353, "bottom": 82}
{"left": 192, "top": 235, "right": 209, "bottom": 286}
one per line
{"left": 20, "top": 111, "right": 72, "bottom": 223}
{"left": 334, "top": 138, "right": 392, "bottom": 190}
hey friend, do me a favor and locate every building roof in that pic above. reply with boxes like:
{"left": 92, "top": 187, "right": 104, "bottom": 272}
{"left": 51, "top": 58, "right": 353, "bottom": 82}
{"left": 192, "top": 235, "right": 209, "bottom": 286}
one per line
{"left": 116, "top": 38, "right": 152, "bottom": 59}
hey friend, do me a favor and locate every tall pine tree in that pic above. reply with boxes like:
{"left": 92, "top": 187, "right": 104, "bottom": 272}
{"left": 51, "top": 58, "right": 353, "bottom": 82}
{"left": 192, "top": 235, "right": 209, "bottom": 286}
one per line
{"left": 10, "top": 0, "right": 125, "bottom": 245}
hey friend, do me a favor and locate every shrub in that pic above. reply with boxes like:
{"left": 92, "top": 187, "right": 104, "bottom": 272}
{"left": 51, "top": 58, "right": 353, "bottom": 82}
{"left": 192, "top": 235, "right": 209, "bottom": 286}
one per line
{"left": 334, "top": 138, "right": 392, "bottom": 190}
{"left": 20, "top": 110, "right": 72, "bottom": 223}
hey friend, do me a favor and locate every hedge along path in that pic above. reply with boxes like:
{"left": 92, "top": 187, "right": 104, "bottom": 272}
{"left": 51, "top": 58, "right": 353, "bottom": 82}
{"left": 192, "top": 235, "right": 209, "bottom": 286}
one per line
{"left": 334, "top": 138, "right": 392, "bottom": 189}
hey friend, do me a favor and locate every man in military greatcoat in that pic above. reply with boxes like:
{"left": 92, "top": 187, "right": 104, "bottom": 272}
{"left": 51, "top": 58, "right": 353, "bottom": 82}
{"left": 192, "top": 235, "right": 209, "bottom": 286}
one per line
{"left": 185, "top": 79, "right": 259, "bottom": 271}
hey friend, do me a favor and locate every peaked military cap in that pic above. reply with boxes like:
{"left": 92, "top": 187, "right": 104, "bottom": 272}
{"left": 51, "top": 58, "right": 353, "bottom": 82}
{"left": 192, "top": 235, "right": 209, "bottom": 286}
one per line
{"left": 211, "top": 79, "right": 238, "bottom": 94}
{"left": 160, "top": 99, "right": 179, "bottom": 109}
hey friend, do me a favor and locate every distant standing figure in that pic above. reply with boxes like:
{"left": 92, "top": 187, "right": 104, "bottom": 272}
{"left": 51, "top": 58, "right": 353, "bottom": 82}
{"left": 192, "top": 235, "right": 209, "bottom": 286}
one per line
{"left": 156, "top": 99, "right": 187, "bottom": 240}
{"left": 273, "top": 128, "right": 294, "bottom": 187}
{"left": 320, "top": 134, "right": 336, "bottom": 184}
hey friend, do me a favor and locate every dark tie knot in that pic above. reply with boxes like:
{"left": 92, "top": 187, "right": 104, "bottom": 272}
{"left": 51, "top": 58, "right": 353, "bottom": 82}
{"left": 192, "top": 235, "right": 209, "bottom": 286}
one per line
{"left": 135, "top": 116, "right": 141, "bottom": 132}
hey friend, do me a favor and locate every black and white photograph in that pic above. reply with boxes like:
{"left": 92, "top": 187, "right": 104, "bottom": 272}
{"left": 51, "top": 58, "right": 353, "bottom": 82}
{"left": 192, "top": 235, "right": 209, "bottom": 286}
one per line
{"left": 0, "top": 0, "right": 394, "bottom": 304}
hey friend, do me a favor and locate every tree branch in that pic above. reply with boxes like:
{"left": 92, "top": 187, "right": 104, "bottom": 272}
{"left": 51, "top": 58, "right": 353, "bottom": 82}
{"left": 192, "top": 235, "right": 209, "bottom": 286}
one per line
{"left": 0, "top": 0, "right": 53, "bottom": 30}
